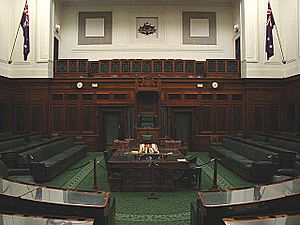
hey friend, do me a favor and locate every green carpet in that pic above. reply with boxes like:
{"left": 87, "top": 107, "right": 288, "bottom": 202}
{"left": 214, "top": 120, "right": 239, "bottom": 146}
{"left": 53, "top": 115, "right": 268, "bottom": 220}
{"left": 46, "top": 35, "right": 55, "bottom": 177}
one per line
{"left": 46, "top": 152, "right": 253, "bottom": 225}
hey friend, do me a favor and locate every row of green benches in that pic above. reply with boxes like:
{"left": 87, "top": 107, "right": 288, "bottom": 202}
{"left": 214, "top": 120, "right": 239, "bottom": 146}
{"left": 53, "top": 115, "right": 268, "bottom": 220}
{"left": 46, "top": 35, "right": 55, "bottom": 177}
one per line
{"left": 210, "top": 137, "right": 275, "bottom": 183}
{"left": 209, "top": 133, "right": 300, "bottom": 183}
{"left": 0, "top": 132, "right": 87, "bottom": 183}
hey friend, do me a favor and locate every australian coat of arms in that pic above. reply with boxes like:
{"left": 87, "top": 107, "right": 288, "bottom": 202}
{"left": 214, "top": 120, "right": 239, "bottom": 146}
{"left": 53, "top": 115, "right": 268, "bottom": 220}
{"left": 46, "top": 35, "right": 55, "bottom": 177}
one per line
{"left": 138, "top": 22, "right": 157, "bottom": 36}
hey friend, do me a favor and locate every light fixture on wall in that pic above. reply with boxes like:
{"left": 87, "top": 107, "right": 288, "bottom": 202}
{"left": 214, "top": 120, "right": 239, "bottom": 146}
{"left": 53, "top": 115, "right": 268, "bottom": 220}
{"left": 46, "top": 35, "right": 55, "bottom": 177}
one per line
{"left": 55, "top": 24, "right": 61, "bottom": 33}
{"left": 233, "top": 24, "right": 239, "bottom": 34}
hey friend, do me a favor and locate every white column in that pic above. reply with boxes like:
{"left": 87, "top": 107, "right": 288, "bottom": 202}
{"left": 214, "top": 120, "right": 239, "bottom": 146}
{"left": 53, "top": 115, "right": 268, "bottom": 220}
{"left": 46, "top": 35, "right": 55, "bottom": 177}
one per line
{"left": 36, "top": 0, "right": 51, "bottom": 63}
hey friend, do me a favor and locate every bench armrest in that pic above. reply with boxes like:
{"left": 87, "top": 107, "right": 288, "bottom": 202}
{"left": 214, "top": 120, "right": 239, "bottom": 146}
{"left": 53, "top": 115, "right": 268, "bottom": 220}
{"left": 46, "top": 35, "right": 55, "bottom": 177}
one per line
{"left": 8, "top": 168, "right": 31, "bottom": 176}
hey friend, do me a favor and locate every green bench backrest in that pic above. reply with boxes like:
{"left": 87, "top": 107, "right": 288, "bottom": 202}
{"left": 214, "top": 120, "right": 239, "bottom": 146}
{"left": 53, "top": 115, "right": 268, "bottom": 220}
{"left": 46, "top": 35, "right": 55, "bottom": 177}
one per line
{"left": 251, "top": 134, "right": 268, "bottom": 142}
{"left": 0, "top": 138, "right": 26, "bottom": 152}
{"left": 0, "top": 161, "right": 8, "bottom": 177}
{"left": 0, "top": 132, "right": 13, "bottom": 140}
{"left": 223, "top": 138, "right": 272, "bottom": 161}
{"left": 28, "top": 134, "right": 42, "bottom": 142}
{"left": 30, "top": 137, "right": 77, "bottom": 162}
{"left": 269, "top": 138, "right": 300, "bottom": 153}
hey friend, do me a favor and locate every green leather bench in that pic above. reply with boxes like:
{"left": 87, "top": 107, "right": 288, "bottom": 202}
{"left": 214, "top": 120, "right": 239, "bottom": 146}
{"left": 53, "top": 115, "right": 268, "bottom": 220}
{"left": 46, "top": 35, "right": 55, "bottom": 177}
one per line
{"left": 0, "top": 160, "right": 34, "bottom": 183}
{"left": 0, "top": 138, "right": 26, "bottom": 153}
{"left": 0, "top": 131, "right": 13, "bottom": 140}
{"left": 28, "top": 137, "right": 87, "bottom": 183}
{"left": 209, "top": 138, "right": 275, "bottom": 182}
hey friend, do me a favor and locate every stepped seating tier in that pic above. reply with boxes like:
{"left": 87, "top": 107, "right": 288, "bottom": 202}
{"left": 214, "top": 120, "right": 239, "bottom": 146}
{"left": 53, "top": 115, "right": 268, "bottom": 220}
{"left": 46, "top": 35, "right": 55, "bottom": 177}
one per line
{"left": 0, "top": 160, "right": 33, "bottom": 183}
{"left": 28, "top": 137, "right": 87, "bottom": 182}
{"left": 250, "top": 133, "right": 300, "bottom": 178}
{"left": 209, "top": 138, "right": 275, "bottom": 182}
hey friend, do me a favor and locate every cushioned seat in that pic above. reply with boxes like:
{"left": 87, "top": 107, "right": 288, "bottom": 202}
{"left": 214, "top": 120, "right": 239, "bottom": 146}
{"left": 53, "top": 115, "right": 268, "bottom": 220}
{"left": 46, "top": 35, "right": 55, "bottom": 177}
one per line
{"left": 29, "top": 137, "right": 87, "bottom": 182}
{"left": 0, "top": 138, "right": 26, "bottom": 153}
{"left": 272, "top": 175, "right": 293, "bottom": 182}
{"left": 0, "top": 131, "right": 13, "bottom": 140}
{"left": 209, "top": 137, "right": 275, "bottom": 182}
{"left": 0, "top": 160, "right": 34, "bottom": 184}
{"left": 269, "top": 138, "right": 300, "bottom": 153}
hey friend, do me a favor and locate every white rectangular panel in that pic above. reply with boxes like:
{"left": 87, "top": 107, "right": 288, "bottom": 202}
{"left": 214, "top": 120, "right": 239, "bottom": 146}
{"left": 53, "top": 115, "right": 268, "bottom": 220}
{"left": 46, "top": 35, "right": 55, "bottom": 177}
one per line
{"left": 85, "top": 18, "right": 105, "bottom": 37}
{"left": 190, "top": 18, "right": 209, "bottom": 37}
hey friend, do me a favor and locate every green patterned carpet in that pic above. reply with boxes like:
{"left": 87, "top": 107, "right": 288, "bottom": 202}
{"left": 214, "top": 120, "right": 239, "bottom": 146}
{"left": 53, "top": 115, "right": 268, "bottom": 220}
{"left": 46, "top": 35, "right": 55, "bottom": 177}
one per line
{"left": 46, "top": 152, "right": 252, "bottom": 225}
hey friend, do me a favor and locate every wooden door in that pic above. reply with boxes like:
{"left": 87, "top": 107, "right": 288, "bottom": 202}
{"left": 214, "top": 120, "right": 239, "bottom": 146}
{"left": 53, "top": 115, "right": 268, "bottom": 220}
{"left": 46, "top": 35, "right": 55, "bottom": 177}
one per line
{"left": 174, "top": 111, "right": 192, "bottom": 147}
{"left": 103, "top": 111, "right": 122, "bottom": 150}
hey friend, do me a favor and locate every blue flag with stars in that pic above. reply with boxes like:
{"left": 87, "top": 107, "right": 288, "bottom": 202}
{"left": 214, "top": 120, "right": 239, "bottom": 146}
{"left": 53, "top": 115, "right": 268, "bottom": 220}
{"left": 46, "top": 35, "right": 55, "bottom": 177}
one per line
{"left": 265, "top": 1, "right": 275, "bottom": 60}
{"left": 20, "top": 0, "right": 30, "bottom": 61}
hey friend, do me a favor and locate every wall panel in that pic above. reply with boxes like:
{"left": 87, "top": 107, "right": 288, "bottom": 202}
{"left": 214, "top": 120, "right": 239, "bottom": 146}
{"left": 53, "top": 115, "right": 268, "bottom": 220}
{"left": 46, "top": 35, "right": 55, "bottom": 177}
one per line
{"left": 0, "top": 75, "right": 298, "bottom": 151}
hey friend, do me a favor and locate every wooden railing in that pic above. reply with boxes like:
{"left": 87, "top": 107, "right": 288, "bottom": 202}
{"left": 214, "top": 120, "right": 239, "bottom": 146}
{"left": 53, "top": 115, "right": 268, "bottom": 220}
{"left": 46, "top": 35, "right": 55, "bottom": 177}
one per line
{"left": 54, "top": 59, "right": 240, "bottom": 79}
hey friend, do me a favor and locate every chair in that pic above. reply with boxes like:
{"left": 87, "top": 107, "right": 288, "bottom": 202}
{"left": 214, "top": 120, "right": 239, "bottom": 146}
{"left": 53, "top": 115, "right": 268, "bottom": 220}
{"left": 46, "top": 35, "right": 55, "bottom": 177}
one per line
{"left": 181, "top": 155, "right": 202, "bottom": 190}
{"left": 140, "top": 135, "right": 153, "bottom": 143}
{"left": 180, "top": 147, "right": 188, "bottom": 156}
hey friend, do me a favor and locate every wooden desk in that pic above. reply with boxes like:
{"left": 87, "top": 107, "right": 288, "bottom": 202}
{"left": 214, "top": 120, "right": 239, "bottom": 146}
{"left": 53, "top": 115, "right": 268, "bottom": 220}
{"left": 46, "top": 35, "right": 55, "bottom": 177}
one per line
{"left": 107, "top": 148, "right": 189, "bottom": 191}
{"left": 196, "top": 177, "right": 300, "bottom": 225}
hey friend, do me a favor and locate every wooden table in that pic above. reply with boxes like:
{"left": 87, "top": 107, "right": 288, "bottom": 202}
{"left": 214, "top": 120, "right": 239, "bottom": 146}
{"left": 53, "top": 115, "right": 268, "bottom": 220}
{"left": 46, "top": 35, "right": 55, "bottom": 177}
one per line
{"left": 107, "top": 148, "right": 189, "bottom": 192}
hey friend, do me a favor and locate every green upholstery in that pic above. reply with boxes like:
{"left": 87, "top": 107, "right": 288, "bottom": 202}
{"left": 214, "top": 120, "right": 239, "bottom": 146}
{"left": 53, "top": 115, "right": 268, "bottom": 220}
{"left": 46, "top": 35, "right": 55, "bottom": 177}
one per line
{"left": 0, "top": 138, "right": 26, "bottom": 153}
{"left": 28, "top": 137, "right": 87, "bottom": 183}
{"left": 21, "top": 137, "right": 76, "bottom": 162}
{"left": 0, "top": 132, "right": 13, "bottom": 140}
{"left": 0, "top": 161, "right": 9, "bottom": 177}
{"left": 209, "top": 138, "right": 275, "bottom": 182}
{"left": 251, "top": 134, "right": 268, "bottom": 142}
{"left": 269, "top": 138, "right": 300, "bottom": 153}
{"left": 0, "top": 160, "right": 34, "bottom": 183}
{"left": 27, "top": 134, "right": 42, "bottom": 142}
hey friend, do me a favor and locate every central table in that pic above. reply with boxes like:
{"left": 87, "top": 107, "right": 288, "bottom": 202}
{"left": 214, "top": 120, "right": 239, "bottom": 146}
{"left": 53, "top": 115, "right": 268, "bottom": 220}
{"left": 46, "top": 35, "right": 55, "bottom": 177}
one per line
{"left": 107, "top": 148, "right": 189, "bottom": 192}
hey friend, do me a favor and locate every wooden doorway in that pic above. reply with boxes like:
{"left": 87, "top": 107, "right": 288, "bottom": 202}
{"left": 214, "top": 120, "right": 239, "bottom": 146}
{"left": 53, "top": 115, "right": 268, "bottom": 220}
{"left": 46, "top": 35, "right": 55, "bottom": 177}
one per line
{"left": 102, "top": 110, "right": 123, "bottom": 150}
{"left": 54, "top": 37, "right": 59, "bottom": 61}
{"left": 174, "top": 111, "right": 193, "bottom": 148}
{"left": 53, "top": 37, "right": 59, "bottom": 74}
{"left": 235, "top": 37, "right": 240, "bottom": 60}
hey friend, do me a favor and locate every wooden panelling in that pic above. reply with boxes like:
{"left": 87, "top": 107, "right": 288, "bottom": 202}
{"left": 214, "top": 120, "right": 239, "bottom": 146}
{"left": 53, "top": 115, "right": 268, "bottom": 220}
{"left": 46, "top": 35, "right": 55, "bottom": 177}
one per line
{"left": 216, "top": 105, "right": 227, "bottom": 132}
{"left": 55, "top": 59, "right": 240, "bottom": 79}
{"left": 252, "top": 105, "right": 264, "bottom": 132}
{"left": 0, "top": 74, "right": 299, "bottom": 152}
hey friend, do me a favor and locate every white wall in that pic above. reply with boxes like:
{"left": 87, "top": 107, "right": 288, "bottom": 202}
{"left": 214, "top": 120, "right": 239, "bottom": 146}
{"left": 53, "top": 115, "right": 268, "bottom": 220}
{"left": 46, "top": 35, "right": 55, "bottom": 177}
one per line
{"left": 242, "top": 0, "right": 300, "bottom": 78}
{"left": 59, "top": 2, "right": 235, "bottom": 60}
{"left": 1, "top": 0, "right": 300, "bottom": 78}
{"left": 0, "top": 0, "right": 11, "bottom": 77}
{"left": 0, "top": 0, "right": 52, "bottom": 78}
{"left": 281, "top": 0, "right": 300, "bottom": 77}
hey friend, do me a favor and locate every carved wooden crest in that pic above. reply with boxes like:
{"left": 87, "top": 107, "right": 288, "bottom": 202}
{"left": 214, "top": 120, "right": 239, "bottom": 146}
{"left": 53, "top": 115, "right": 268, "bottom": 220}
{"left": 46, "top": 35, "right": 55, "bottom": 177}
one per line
{"left": 139, "top": 75, "right": 157, "bottom": 87}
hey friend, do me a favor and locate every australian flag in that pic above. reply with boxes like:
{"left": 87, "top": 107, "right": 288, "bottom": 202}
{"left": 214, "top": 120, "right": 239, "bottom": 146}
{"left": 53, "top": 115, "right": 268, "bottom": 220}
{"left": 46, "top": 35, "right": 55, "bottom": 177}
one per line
{"left": 265, "top": 1, "right": 275, "bottom": 60}
{"left": 20, "top": 0, "right": 30, "bottom": 61}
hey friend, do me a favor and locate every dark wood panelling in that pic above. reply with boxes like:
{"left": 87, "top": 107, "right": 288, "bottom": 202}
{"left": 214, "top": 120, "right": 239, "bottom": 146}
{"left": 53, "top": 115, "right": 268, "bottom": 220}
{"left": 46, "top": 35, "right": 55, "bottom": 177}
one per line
{"left": 0, "top": 77, "right": 12, "bottom": 132}
{"left": 55, "top": 59, "right": 240, "bottom": 79}
{"left": 1, "top": 74, "right": 300, "bottom": 152}
{"left": 216, "top": 105, "right": 227, "bottom": 132}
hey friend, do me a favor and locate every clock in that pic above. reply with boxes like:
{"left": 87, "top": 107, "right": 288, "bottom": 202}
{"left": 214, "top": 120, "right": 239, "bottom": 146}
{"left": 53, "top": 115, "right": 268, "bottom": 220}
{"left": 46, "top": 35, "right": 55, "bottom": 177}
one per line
{"left": 211, "top": 81, "right": 219, "bottom": 89}
{"left": 76, "top": 82, "right": 83, "bottom": 89}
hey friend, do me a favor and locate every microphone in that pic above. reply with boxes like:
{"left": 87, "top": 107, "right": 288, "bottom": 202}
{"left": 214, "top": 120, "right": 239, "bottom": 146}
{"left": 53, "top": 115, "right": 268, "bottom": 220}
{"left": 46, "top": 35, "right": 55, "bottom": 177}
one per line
{"left": 148, "top": 156, "right": 152, "bottom": 167}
